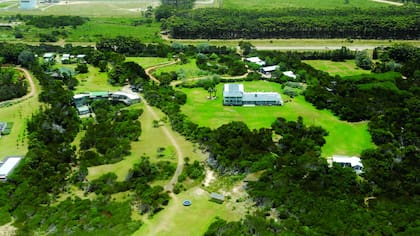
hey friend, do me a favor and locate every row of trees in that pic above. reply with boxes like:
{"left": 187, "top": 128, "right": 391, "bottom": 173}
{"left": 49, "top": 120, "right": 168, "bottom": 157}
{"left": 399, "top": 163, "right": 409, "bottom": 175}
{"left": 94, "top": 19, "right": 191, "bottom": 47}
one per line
{"left": 163, "top": 7, "right": 420, "bottom": 39}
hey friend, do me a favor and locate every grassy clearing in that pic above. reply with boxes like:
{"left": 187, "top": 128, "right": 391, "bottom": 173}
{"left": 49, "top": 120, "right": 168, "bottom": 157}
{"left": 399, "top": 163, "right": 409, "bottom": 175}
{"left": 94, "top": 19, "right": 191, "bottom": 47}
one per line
{"left": 303, "top": 60, "right": 372, "bottom": 77}
{"left": 179, "top": 80, "right": 374, "bottom": 157}
{"left": 221, "top": 0, "right": 391, "bottom": 9}
{"left": 133, "top": 187, "right": 242, "bottom": 236}
{"left": 72, "top": 65, "right": 117, "bottom": 93}
{"left": 125, "top": 57, "right": 171, "bottom": 69}
{"left": 0, "top": 69, "right": 41, "bottom": 158}
{"left": 67, "top": 18, "right": 162, "bottom": 43}
{"left": 87, "top": 101, "right": 207, "bottom": 181}
{"left": 154, "top": 59, "right": 209, "bottom": 79}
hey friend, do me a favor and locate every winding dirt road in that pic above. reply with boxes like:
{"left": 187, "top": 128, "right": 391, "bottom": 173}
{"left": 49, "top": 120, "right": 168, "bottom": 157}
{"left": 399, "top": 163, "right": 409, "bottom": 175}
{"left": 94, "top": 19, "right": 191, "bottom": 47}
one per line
{"left": 142, "top": 61, "right": 185, "bottom": 192}
{"left": 0, "top": 67, "right": 36, "bottom": 106}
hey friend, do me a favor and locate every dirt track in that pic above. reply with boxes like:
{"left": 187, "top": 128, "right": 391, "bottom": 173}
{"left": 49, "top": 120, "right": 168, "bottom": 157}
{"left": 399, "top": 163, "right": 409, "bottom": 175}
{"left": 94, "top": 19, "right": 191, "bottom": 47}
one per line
{"left": 0, "top": 67, "right": 36, "bottom": 106}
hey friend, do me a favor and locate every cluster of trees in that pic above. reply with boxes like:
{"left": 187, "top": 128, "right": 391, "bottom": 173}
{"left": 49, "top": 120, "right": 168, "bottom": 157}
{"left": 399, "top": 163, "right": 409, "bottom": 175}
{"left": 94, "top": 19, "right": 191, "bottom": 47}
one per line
{"left": 79, "top": 101, "right": 142, "bottom": 166}
{"left": 108, "top": 61, "right": 148, "bottom": 85}
{"left": 0, "top": 68, "right": 28, "bottom": 102}
{"left": 163, "top": 8, "right": 420, "bottom": 39}
{"left": 196, "top": 53, "right": 247, "bottom": 76}
{"left": 23, "top": 15, "right": 88, "bottom": 28}
{"left": 96, "top": 36, "right": 235, "bottom": 58}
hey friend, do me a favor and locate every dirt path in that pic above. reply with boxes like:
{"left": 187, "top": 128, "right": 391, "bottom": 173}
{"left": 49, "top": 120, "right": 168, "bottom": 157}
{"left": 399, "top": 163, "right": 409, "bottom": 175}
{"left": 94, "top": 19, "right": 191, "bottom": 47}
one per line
{"left": 0, "top": 67, "right": 36, "bottom": 106}
{"left": 371, "top": 0, "right": 403, "bottom": 6}
{"left": 134, "top": 90, "right": 184, "bottom": 192}
{"left": 144, "top": 60, "right": 179, "bottom": 84}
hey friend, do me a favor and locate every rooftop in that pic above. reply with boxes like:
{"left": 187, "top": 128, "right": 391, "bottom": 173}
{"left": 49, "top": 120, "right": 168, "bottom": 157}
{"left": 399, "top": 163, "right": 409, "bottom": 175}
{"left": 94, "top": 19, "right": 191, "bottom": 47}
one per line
{"left": 261, "top": 65, "right": 279, "bottom": 73}
{"left": 112, "top": 91, "right": 140, "bottom": 100}
{"left": 0, "top": 156, "right": 23, "bottom": 178}
{"left": 243, "top": 92, "right": 281, "bottom": 102}
{"left": 223, "top": 84, "right": 244, "bottom": 97}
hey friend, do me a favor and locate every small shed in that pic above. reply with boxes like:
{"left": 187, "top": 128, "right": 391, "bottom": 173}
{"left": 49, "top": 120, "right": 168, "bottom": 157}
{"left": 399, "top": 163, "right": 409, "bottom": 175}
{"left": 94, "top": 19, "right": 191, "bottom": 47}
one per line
{"left": 210, "top": 192, "right": 225, "bottom": 203}
{"left": 0, "top": 156, "right": 23, "bottom": 181}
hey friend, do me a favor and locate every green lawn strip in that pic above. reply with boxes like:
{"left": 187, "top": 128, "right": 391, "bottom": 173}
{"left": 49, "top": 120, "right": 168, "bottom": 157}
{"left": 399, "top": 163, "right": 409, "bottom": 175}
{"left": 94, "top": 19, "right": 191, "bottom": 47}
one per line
{"left": 170, "top": 39, "right": 420, "bottom": 48}
{"left": 303, "top": 60, "right": 371, "bottom": 77}
{"left": 0, "top": 69, "right": 41, "bottom": 158}
{"left": 222, "top": 0, "right": 389, "bottom": 9}
{"left": 125, "top": 57, "right": 171, "bottom": 69}
{"left": 154, "top": 59, "right": 210, "bottom": 79}
{"left": 179, "top": 80, "right": 374, "bottom": 157}
{"left": 133, "top": 187, "right": 240, "bottom": 236}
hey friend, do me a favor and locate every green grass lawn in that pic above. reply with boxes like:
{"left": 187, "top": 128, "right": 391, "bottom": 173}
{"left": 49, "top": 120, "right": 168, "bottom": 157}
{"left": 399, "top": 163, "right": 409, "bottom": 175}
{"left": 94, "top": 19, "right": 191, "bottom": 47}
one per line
{"left": 0, "top": 69, "right": 41, "bottom": 158}
{"left": 154, "top": 59, "right": 209, "bottom": 79}
{"left": 66, "top": 18, "right": 162, "bottom": 43}
{"left": 303, "top": 60, "right": 372, "bottom": 77}
{"left": 133, "top": 187, "right": 241, "bottom": 236}
{"left": 125, "top": 57, "right": 171, "bottom": 69}
{"left": 179, "top": 80, "right": 374, "bottom": 157}
{"left": 222, "top": 0, "right": 392, "bottom": 9}
{"left": 73, "top": 65, "right": 118, "bottom": 93}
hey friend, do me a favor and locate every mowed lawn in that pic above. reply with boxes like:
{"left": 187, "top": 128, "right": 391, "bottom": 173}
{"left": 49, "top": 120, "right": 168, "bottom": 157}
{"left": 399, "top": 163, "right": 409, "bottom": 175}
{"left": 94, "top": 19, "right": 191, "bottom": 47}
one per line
{"left": 222, "top": 0, "right": 391, "bottom": 9}
{"left": 0, "top": 69, "right": 41, "bottom": 158}
{"left": 133, "top": 187, "right": 240, "bottom": 236}
{"left": 179, "top": 81, "right": 374, "bottom": 157}
{"left": 303, "top": 60, "right": 372, "bottom": 77}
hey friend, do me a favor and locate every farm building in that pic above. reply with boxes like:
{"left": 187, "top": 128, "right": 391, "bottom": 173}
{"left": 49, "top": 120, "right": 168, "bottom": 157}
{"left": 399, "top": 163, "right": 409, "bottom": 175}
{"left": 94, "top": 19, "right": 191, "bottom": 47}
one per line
{"left": 223, "top": 84, "right": 283, "bottom": 106}
{"left": 329, "top": 155, "right": 364, "bottom": 174}
{"left": 0, "top": 156, "right": 23, "bottom": 181}
{"left": 43, "top": 53, "right": 55, "bottom": 63}
{"left": 20, "top": 0, "right": 38, "bottom": 10}
{"left": 282, "top": 71, "right": 297, "bottom": 79}
{"left": 110, "top": 92, "right": 141, "bottom": 105}
{"left": 210, "top": 192, "right": 225, "bottom": 203}
{"left": 245, "top": 57, "right": 266, "bottom": 66}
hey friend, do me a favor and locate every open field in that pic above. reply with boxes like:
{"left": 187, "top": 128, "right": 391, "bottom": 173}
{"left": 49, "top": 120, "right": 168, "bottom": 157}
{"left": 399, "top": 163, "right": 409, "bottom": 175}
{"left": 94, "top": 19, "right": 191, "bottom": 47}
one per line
{"left": 126, "top": 57, "right": 171, "bottom": 69}
{"left": 303, "top": 60, "right": 372, "bottom": 77}
{"left": 221, "top": 0, "right": 395, "bottom": 9}
{"left": 0, "top": 69, "right": 41, "bottom": 158}
{"left": 67, "top": 18, "right": 162, "bottom": 43}
{"left": 134, "top": 187, "right": 241, "bottom": 236}
{"left": 179, "top": 81, "right": 374, "bottom": 157}
{"left": 154, "top": 59, "right": 209, "bottom": 79}
{"left": 1, "top": 0, "right": 160, "bottom": 17}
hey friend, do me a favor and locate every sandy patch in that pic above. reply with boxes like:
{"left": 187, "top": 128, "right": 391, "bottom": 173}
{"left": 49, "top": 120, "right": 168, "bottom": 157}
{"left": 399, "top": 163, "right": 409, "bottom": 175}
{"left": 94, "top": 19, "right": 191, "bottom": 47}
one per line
{"left": 203, "top": 168, "right": 215, "bottom": 187}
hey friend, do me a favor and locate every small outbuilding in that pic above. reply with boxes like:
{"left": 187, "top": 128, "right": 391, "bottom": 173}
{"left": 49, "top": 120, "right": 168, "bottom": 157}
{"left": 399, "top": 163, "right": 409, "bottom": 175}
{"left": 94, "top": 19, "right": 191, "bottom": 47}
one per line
{"left": 329, "top": 155, "right": 364, "bottom": 174}
{"left": 210, "top": 192, "right": 225, "bottom": 204}
{"left": 245, "top": 57, "right": 266, "bottom": 66}
{"left": 0, "top": 156, "right": 23, "bottom": 181}
{"left": 282, "top": 71, "right": 297, "bottom": 79}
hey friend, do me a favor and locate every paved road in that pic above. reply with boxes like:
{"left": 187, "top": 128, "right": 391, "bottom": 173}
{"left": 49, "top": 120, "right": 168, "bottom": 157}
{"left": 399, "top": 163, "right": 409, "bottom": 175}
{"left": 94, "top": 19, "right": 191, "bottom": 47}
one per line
{"left": 0, "top": 67, "right": 36, "bottom": 106}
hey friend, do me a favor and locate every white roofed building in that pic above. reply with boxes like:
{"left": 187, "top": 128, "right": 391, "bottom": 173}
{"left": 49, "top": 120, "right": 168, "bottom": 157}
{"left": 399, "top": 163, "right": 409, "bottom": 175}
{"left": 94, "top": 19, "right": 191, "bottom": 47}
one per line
{"left": 245, "top": 57, "right": 266, "bottom": 66}
{"left": 329, "top": 155, "right": 364, "bottom": 174}
{"left": 223, "top": 84, "right": 283, "bottom": 106}
{"left": 282, "top": 71, "right": 297, "bottom": 79}
{"left": 0, "top": 156, "right": 23, "bottom": 181}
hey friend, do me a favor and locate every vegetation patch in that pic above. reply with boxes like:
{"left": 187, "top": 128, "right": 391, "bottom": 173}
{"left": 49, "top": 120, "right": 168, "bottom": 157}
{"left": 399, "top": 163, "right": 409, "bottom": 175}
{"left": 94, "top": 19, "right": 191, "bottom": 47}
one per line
{"left": 303, "top": 60, "right": 371, "bottom": 77}
{"left": 179, "top": 81, "right": 374, "bottom": 157}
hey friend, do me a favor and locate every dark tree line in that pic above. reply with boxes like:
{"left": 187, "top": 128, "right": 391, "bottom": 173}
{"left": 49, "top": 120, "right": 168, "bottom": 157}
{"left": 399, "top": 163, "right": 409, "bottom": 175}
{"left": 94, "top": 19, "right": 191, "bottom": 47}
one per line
{"left": 163, "top": 7, "right": 420, "bottom": 39}
{"left": 23, "top": 15, "right": 88, "bottom": 28}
